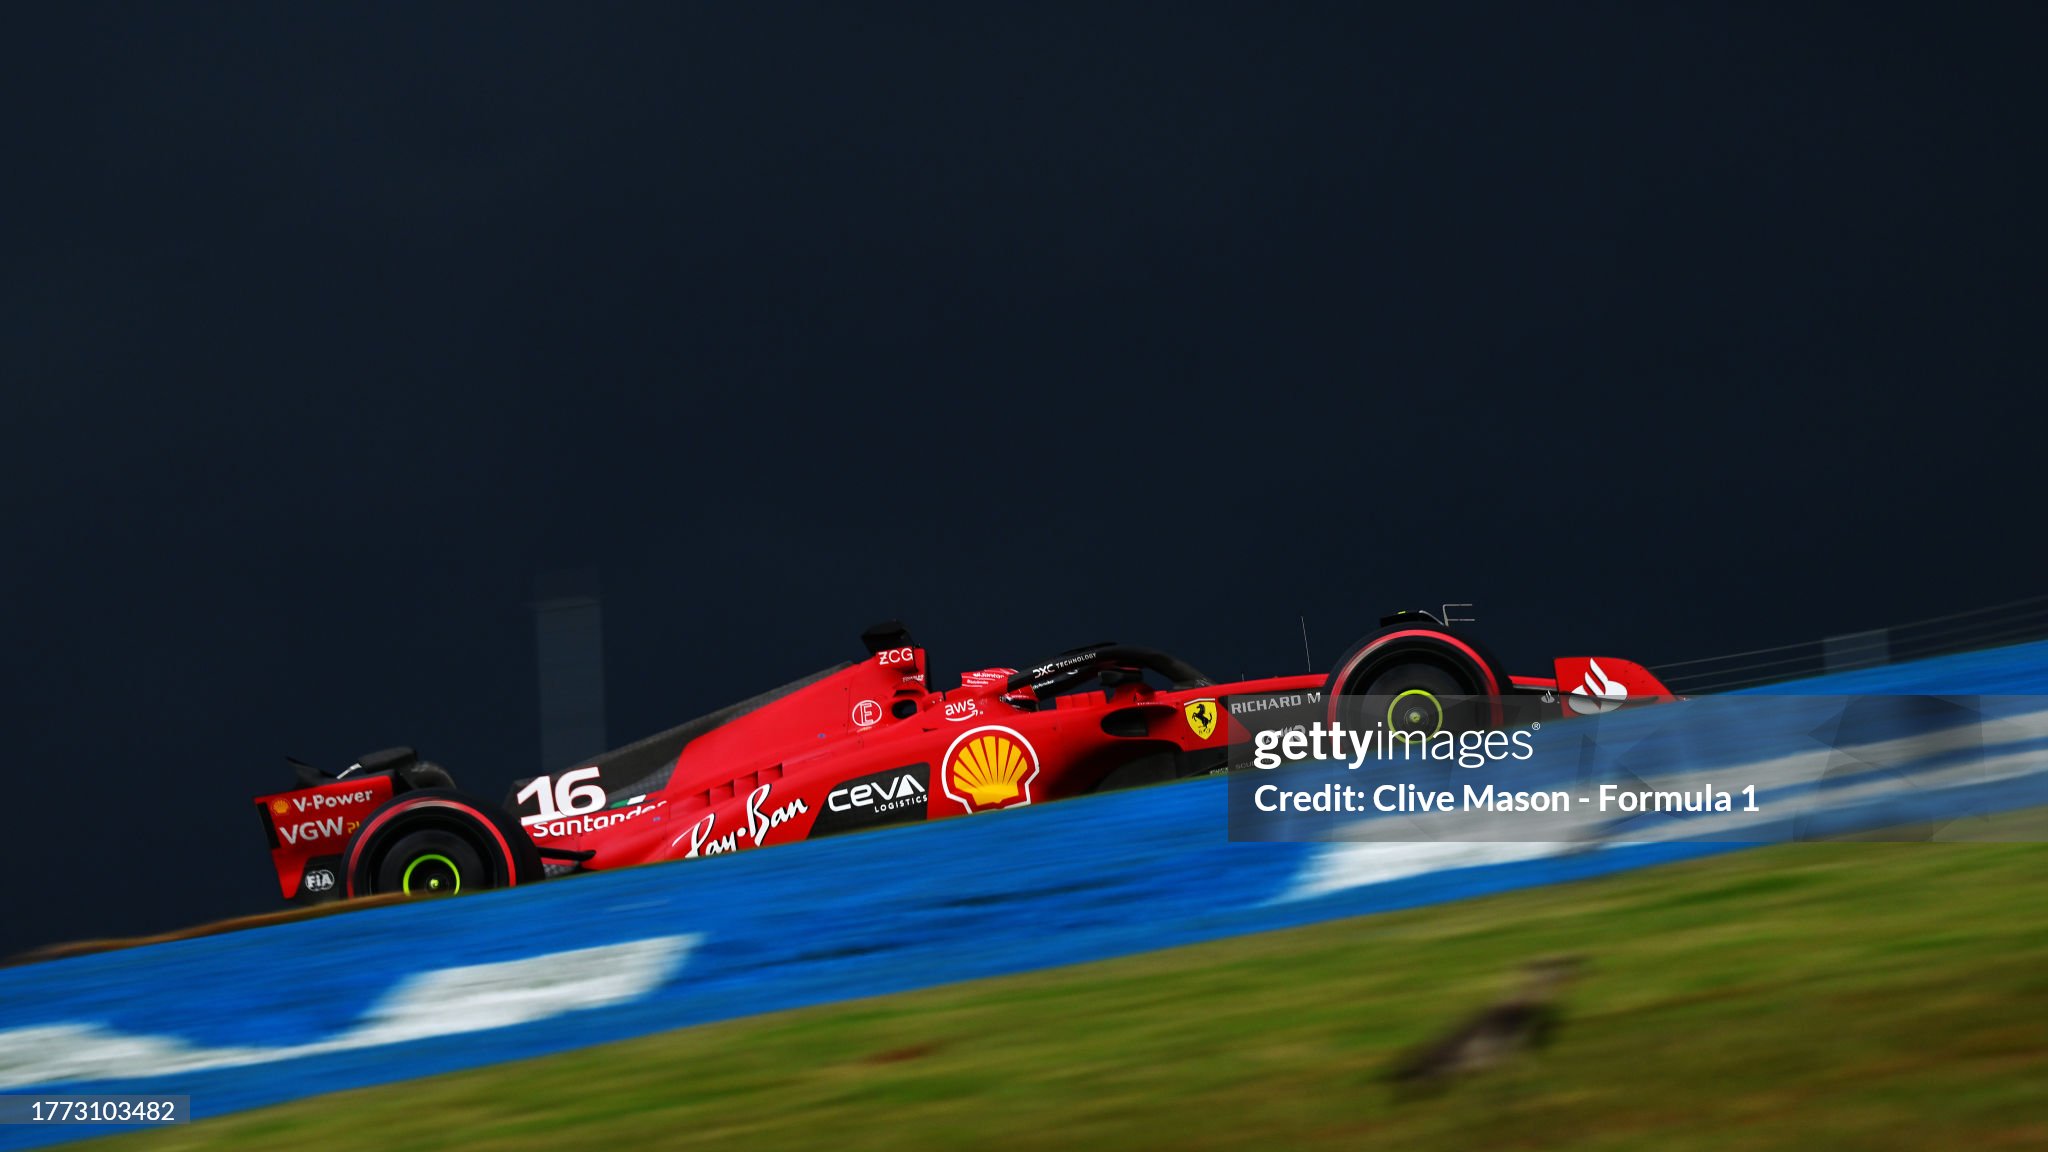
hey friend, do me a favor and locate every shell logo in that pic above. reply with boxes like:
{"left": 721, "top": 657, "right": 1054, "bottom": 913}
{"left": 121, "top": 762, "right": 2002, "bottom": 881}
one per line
{"left": 940, "top": 725, "right": 1041, "bottom": 814}
{"left": 270, "top": 799, "right": 290, "bottom": 815}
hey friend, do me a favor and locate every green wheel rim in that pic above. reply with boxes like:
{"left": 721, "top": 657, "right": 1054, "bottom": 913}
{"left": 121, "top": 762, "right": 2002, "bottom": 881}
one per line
{"left": 1387, "top": 689, "right": 1444, "bottom": 736}
{"left": 401, "top": 853, "right": 462, "bottom": 896}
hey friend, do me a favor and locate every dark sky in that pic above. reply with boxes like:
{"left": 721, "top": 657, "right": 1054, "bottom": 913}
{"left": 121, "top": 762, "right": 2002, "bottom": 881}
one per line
{"left": 3, "top": 4, "right": 2043, "bottom": 952}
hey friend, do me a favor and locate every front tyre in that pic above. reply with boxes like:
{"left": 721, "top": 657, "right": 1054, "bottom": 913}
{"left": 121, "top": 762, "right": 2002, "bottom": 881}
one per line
{"left": 1332, "top": 659, "right": 1485, "bottom": 736}
{"left": 1369, "top": 663, "right": 1465, "bottom": 737}
{"left": 1324, "top": 625, "right": 1505, "bottom": 734}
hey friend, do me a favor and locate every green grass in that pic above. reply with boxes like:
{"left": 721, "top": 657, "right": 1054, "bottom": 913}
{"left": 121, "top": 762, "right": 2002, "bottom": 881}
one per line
{"left": 93, "top": 836, "right": 2048, "bottom": 1151}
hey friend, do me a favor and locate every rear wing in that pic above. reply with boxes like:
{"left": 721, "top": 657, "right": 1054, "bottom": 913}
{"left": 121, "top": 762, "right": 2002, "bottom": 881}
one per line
{"left": 252, "top": 746, "right": 449, "bottom": 902}
{"left": 253, "top": 775, "right": 394, "bottom": 903}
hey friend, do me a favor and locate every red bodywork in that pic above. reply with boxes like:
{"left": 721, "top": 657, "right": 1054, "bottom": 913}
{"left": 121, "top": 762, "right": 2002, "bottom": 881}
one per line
{"left": 253, "top": 629, "right": 1672, "bottom": 902}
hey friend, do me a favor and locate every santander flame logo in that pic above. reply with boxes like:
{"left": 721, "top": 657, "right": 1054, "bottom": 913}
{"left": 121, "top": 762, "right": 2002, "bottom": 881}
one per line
{"left": 1566, "top": 659, "right": 1628, "bottom": 715}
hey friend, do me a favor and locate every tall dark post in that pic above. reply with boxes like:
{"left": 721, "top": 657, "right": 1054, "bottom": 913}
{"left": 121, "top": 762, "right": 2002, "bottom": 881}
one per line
{"left": 532, "top": 569, "right": 608, "bottom": 772}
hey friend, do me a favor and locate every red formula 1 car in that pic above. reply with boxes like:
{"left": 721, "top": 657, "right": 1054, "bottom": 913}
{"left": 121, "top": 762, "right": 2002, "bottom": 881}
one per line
{"left": 253, "top": 615, "right": 1672, "bottom": 903}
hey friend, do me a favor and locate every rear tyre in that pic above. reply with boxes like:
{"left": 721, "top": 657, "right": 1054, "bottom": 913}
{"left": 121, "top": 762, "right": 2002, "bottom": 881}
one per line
{"left": 376, "top": 830, "right": 483, "bottom": 897}
{"left": 343, "top": 789, "right": 540, "bottom": 899}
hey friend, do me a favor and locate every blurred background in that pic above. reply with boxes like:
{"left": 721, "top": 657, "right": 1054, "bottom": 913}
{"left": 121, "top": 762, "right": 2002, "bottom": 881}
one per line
{"left": 2, "top": 3, "right": 2043, "bottom": 957}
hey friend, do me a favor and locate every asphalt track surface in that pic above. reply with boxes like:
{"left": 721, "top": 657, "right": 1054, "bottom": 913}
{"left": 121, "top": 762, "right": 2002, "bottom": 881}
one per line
{"left": 2, "top": 639, "right": 2044, "bottom": 1148}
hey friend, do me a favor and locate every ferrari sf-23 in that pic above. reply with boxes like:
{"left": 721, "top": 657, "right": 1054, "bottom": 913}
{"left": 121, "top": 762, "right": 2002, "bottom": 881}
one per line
{"left": 253, "top": 614, "right": 1672, "bottom": 903}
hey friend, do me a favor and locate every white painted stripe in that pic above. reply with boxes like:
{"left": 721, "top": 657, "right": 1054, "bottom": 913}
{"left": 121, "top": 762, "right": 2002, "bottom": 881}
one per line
{"left": 0, "top": 934, "right": 697, "bottom": 1090}
{"left": 1275, "top": 841, "right": 1563, "bottom": 904}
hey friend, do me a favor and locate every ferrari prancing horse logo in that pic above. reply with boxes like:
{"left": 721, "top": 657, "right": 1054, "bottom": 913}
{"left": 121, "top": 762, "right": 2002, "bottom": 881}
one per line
{"left": 1184, "top": 699, "right": 1219, "bottom": 741}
